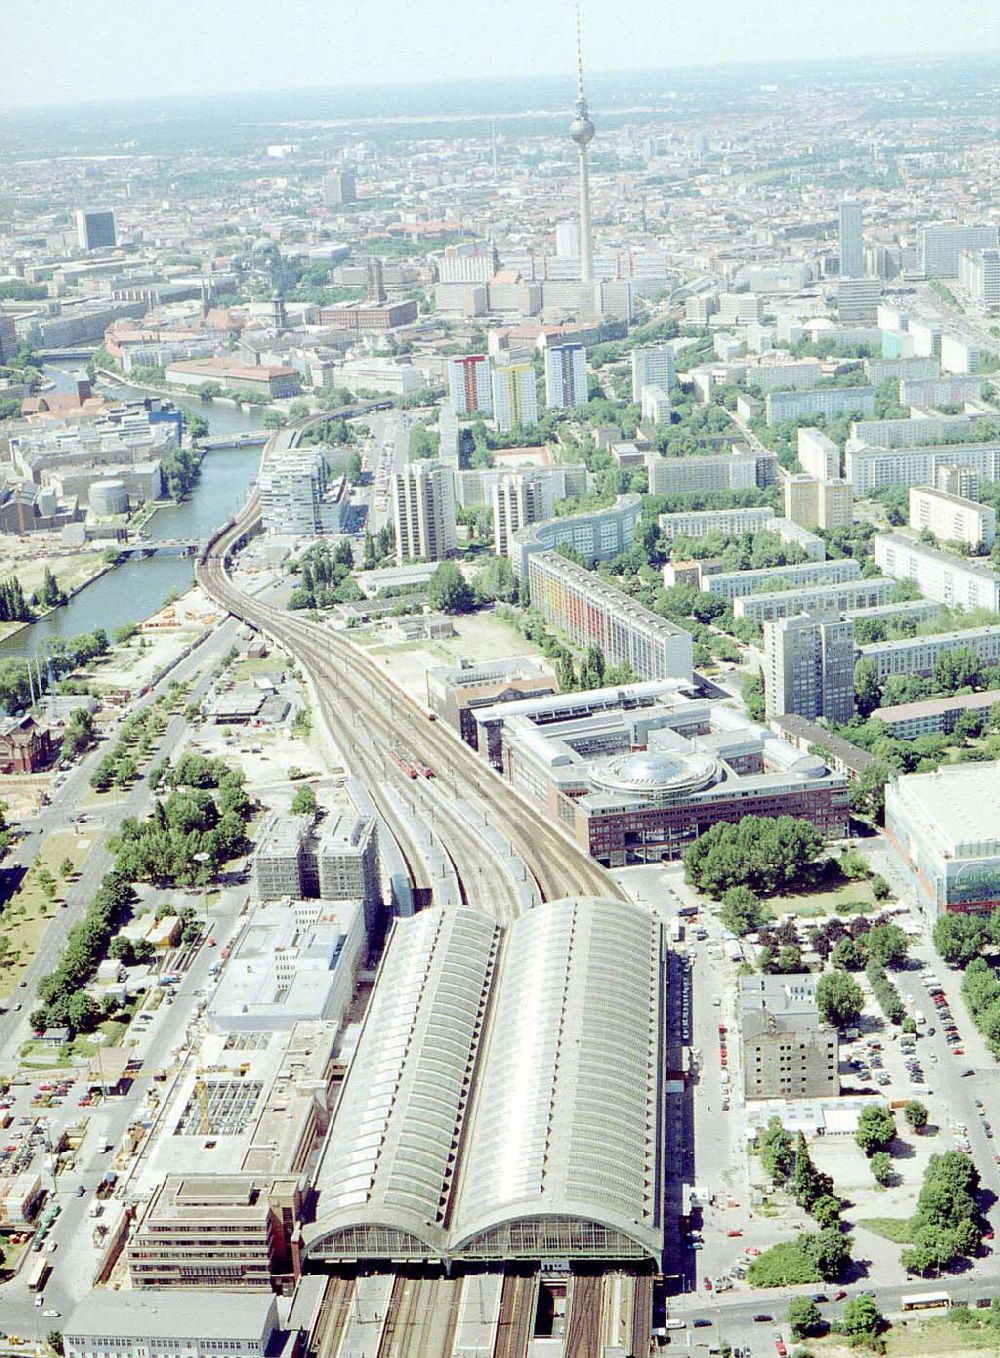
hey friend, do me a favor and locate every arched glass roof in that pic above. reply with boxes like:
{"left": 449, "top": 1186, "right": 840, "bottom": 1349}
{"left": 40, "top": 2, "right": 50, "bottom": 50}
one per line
{"left": 305, "top": 898, "right": 664, "bottom": 1263}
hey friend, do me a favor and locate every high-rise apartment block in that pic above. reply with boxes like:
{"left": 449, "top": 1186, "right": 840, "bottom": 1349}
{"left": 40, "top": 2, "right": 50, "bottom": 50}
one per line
{"left": 718, "top": 293, "right": 763, "bottom": 324}
{"left": 258, "top": 448, "right": 344, "bottom": 537}
{"left": 448, "top": 354, "right": 493, "bottom": 416}
{"left": 631, "top": 344, "right": 676, "bottom": 401}
{"left": 797, "top": 428, "right": 841, "bottom": 482}
{"left": 555, "top": 220, "right": 582, "bottom": 259}
{"left": 323, "top": 169, "right": 357, "bottom": 205}
{"left": 0, "top": 310, "right": 17, "bottom": 365}
{"left": 640, "top": 385, "right": 671, "bottom": 425}
{"left": 784, "top": 474, "right": 853, "bottom": 531}
{"left": 838, "top": 199, "right": 864, "bottom": 278}
{"left": 392, "top": 460, "right": 458, "bottom": 561}
{"left": 491, "top": 362, "right": 538, "bottom": 431}
{"left": 937, "top": 464, "right": 981, "bottom": 500}
{"left": 958, "top": 248, "right": 1000, "bottom": 309}
{"left": 544, "top": 343, "right": 588, "bottom": 408}
{"left": 837, "top": 276, "right": 882, "bottom": 323}
{"left": 764, "top": 612, "right": 856, "bottom": 724}
{"left": 75, "top": 208, "right": 116, "bottom": 251}
{"left": 493, "top": 472, "right": 546, "bottom": 558}
{"left": 918, "top": 224, "right": 999, "bottom": 279}
{"left": 908, "top": 486, "right": 996, "bottom": 550}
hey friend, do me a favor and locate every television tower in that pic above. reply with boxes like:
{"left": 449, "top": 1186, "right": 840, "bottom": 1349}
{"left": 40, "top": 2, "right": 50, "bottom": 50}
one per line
{"left": 569, "top": 2, "right": 596, "bottom": 285}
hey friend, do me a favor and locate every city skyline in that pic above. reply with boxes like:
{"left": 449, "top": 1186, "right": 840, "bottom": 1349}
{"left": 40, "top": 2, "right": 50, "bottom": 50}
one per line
{"left": 3, "top": 0, "right": 999, "bottom": 109}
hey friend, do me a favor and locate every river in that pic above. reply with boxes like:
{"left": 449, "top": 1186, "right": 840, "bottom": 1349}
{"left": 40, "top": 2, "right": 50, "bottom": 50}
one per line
{"left": 0, "top": 365, "right": 264, "bottom": 657}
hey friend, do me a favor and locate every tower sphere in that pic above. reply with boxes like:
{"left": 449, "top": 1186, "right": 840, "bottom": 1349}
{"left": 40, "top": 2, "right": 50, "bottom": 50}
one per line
{"left": 570, "top": 112, "right": 595, "bottom": 146}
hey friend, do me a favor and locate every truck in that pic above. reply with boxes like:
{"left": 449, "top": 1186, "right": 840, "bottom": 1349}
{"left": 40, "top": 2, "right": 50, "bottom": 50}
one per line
{"left": 669, "top": 919, "right": 684, "bottom": 945}
{"left": 27, "top": 1258, "right": 50, "bottom": 1291}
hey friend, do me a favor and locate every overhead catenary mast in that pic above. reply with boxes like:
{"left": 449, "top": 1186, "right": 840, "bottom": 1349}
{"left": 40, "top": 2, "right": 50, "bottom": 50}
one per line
{"left": 569, "top": 1, "right": 596, "bottom": 286}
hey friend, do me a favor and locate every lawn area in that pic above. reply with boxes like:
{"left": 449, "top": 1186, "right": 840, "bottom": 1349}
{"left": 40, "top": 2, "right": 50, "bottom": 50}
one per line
{"left": 0, "top": 830, "right": 99, "bottom": 1000}
{"left": 857, "top": 1216, "right": 913, "bottom": 1243}
{"left": 808, "top": 1315, "right": 1000, "bottom": 1358}
{"left": 766, "top": 878, "right": 878, "bottom": 918}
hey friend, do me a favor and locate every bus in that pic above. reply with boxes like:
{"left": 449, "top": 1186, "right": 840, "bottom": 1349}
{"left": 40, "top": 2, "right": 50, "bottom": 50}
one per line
{"left": 27, "top": 1258, "right": 50, "bottom": 1291}
{"left": 900, "top": 1291, "right": 951, "bottom": 1312}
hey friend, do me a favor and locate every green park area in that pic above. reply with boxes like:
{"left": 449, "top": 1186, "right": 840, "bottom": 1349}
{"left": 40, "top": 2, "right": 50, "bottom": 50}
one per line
{"left": 0, "top": 830, "right": 97, "bottom": 1001}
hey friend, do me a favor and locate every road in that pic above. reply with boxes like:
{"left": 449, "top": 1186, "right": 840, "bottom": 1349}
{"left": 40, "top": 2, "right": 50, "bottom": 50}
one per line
{"left": 0, "top": 618, "right": 241, "bottom": 1055}
{"left": 0, "top": 620, "right": 249, "bottom": 1329}
{"left": 366, "top": 409, "right": 411, "bottom": 533}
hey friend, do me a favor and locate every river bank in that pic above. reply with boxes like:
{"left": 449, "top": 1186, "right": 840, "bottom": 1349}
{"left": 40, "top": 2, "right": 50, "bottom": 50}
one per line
{"left": 96, "top": 368, "right": 256, "bottom": 412}
{"left": 1, "top": 365, "right": 268, "bottom": 658}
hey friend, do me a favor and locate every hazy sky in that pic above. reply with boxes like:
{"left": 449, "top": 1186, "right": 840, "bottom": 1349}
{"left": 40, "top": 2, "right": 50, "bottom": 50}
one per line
{"left": 4, "top": 0, "right": 999, "bottom": 109}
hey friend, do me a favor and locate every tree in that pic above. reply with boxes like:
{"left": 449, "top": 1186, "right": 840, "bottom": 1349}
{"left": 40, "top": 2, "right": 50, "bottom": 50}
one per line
{"left": 840, "top": 1294, "right": 884, "bottom": 1343}
{"left": 47, "top": 1332, "right": 64, "bottom": 1356}
{"left": 802, "top": 1226, "right": 853, "bottom": 1281}
{"left": 67, "top": 992, "right": 100, "bottom": 1032}
{"left": 849, "top": 761, "right": 891, "bottom": 823}
{"left": 904, "top": 1100, "right": 928, "bottom": 1133}
{"left": 856, "top": 1104, "right": 896, "bottom": 1154}
{"left": 864, "top": 921, "right": 908, "bottom": 966}
{"left": 758, "top": 1116, "right": 794, "bottom": 1183}
{"left": 787, "top": 1297, "right": 822, "bottom": 1341}
{"left": 720, "top": 885, "right": 770, "bottom": 935}
{"left": 854, "top": 657, "right": 882, "bottom": 717}
{"left": 475, "top": 555, "right": 518, "bottom": 604}
{"left": 933, "top": 911, "right": 987, "bottom": 966}
{"left": 816, "top": 968, "right": 864, "bottom": 1029}
{"left": 830, "top": 936, "right": 864, "bottom": 971}
{"left": 291, "top": 785, "right": 318, "bottom": 816}
{"left": 790, "top": 1133, "right": 832, "bottom": 1209}
{"left": 428, "top": 561, "right": 476, "bottom": 614}
{"left": 58, "top": 856, "right": 75, "bottom": 880}
{"left": 870, "top": 1150, "right": 893, "bottom": 1185}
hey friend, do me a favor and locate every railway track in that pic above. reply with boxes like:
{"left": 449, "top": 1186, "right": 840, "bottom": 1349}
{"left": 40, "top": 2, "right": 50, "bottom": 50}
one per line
{"left": 630, "top": 1274, "right": 653, "bottom": 1356}
{"left": 308, "top": 1276, "right": 354, "bottom": 1358}
{"left": 493, "top": 1272, "right": 537, "bottom": 1358}
{"left": 563, "top": 1274, "right": 603, "bottom": 1358}
{"left": 197, "top": 497, "right": 623, "bottom": 912}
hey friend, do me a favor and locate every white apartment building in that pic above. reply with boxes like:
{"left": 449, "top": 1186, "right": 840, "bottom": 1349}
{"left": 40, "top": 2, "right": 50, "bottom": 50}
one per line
{"left": 640, "top": 384, "right": 671, "bottom": 425}
{"left": 258, "top": 448, "right": 344, "bottom": 537}
{"left": 765, "top": 386, "right": 876, "bottom": 426}
{"left": 544, "top": 343, "right": 588, "bottom": 409}
{"left": 859, "top": 625, "right": 1000, "bottom": 680}
{"left": 658, "top": 506, "right": 776, "bottom": 539}
{"left": 718, "top": 293, "right": 763, "bottom": 323}
{"left": 646, "top": 448, "right": 777, "bottom": 495}
{"left": 959, "top": 248, "right": 1000, "bottom": 309}
{"left": 735, "top": 576, "right": 894, "bottom": 624}
{"left": 448, "top": 354, "right": 493, "bottom": 416}
{"left": 874, "top": 532, "right": 1000, "bottom": 610}
{"left": 837, "top": 277, "right": 882, "bottom": 324}
{"left": 392, "top": 460, "right": 458, "bottom": 562}
{"left": 631, "top": 344, "right": 676, "bottom": 401}
{"left": 940, "top": 334, "right": 979, "bottom": 375}
{"left": 865, "top": 356, "right": 940, "bottom": 385}
{"left": 705, "top": 558, "right": 861, "bottom": 601}
{"left": 838, "top": 199, "right": 864, "bottom": 278}
{"left": 899, "top": 376, "right": 982, "bottom": 408}
{"left": 797, "top": 428, "right": 841, "bottom": 481}
{"left": 338, "top": 359, "right": 425, "bottom": 396}
{"left": 749, "top": 360, "right": 822, "bottom": 393}
{"left": 491, "top": 362, "right": 539, "bottom": 431}
{"left": 846, "top": 441, "right": 1000, "bottom": 494}
{"left": 909, "top": 487, "right": 996, "bottom": 550}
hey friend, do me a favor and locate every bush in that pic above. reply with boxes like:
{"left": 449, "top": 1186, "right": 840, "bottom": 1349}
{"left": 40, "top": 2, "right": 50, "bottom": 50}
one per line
{"left": 840, "top": 1294, "right": 885, "bottom": 1344}
{"left": 788, "top": 1298, "right": 823, "bottom": 1340}
{"left": 903, "top": 1100, "right": 928, "bottom": 1133}
{"left": 870, "top": 1151, "right": 893, "bottom": 1186}
{"left": 747, "top": 1240, "right": 821, "bottom": 1287}
{"left": 290, "top": 785, "right": 318, "bottom": 816}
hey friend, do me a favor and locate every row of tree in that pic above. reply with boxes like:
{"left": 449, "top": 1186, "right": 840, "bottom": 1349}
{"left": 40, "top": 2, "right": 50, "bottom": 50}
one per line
{"left": 683, "top": 815, "right": 825, "bottom": 898}
{"left": 0, "top": 575, "right": 32, "bottom": 622}
{"left": 901, "top": 1151, "right": 984, "bottom": 1275}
